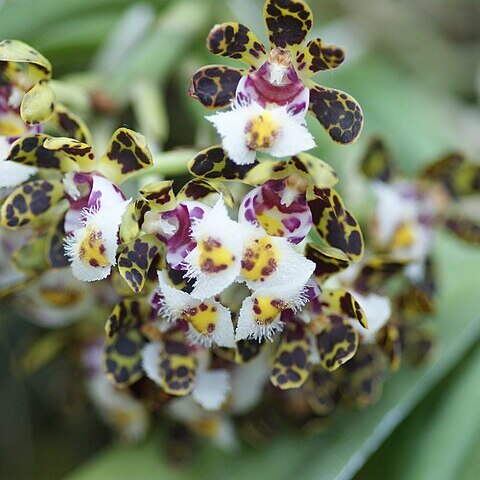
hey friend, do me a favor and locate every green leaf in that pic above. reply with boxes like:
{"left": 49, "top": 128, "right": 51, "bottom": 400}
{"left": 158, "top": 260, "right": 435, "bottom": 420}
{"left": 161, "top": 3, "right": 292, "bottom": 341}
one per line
{"left": 357, "top": 344, "right": 480, "bottom": 480}
{"left": 66, "top": 232, "right": 480, "bottom": 480}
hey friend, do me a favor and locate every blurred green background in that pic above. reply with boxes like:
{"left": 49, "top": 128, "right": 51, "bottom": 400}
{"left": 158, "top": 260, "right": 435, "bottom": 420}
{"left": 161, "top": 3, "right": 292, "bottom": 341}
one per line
{"left": 1, "top": 0, "right": 480, "bottom": 479}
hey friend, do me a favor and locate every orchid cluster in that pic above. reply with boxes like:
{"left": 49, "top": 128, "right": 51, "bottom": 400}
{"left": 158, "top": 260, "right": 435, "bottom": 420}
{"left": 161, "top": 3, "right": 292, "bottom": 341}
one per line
{"left": 360, "top": 138, "right": 480, "bottom": 363}
{"left": 2, "top": 0, "right": 475, "bottom": 450}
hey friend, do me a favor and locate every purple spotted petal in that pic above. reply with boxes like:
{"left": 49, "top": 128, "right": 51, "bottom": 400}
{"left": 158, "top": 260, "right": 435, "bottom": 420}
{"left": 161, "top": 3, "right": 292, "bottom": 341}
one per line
{"left": 64, "top": 174, "right": 125, "bottom": 234}
{"left": 235, "top": 60, "right": 308, "bottom": 110}
{"left": 238, "top": 188, "right": 259, "bottom": 227}
{"left": 87, "top": 175, "right": 125, "bottom": 210}
{"left": 239, "top": 179, "right": 312, "bottom": 243}
{"left": 155, "top": 201, "right": 209, "bottom": 270}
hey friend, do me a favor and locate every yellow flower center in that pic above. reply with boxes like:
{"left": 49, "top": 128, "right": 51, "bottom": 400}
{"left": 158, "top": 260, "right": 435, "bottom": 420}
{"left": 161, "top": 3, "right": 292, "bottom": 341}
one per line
{"left": 39, "top": 287, "right": 82, "bottom": 307}
{"left": 392, "top": 221, "right": 416, "bottom": 248}
{"left": 252, "top": 296, "right": 284, "bottom": 324}
{"left": 197, "top": 237, "right": 235, "bottom": 274}
{"left": 245, "top": 111, "right": 280, "bottom": 150}
{"left": 241, "top": 236, "right": 279, "bottom": 282}
{"left": 78, "top": 225, "right": 109, "bottom": 267}
{"left": 181, "top": 302, "right": 218, "bottom": 335}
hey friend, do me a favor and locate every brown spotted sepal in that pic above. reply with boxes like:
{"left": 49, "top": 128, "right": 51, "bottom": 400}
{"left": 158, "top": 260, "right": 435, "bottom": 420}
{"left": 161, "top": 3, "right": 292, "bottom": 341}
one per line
{"left": 208, "top": 22, "right": 266, "bottom": 66}
{"left": 0, "top": 179, "right": 65, "bottom": 229}
{"left": 139, "top": 181, "right": 176, "bottom": 213}
{"left": 296, "top": 38, "right": 345, "bottom": 76}
{"left": 360, "top": 138, "right": 395, "bottom": 183}
{"left": 234, "top": 339, "right": 265, "bottom": 364}
{"left": 303, "top": 367, "right": 339, "bottom": 416}
{"left": 97, "top": 127, "right": 153, "bottom": 184}
{"left": 190, "top": 21, "right": 267, "bottom": 108}
{"left": 6, "top": 134, "right": 77, "bottom": 172}
{"left": 43, "top": 136, "right": 95, "bottom": 172}
{"left": 376, "top": 323, "right": 402, "bottom": 370}
{"left": 270, "top": 321, "right": 313, "bottom": 389}
{"left": 308, "top": 187, "right": 364, "bottom": 262}
{"left": 319, "top": 288, "right": 368, "bottom": 329}
{"left": 420, "top": 152, "right": 480, "bottom": 198}
{"left": 49, "top": 103, "right": 93, "bottom": 144}
{"left": 159, "top": 329, "right": 197, "bottom": 396}
{"left": 104, "top": 298, "right": 148, "bottom": 388}
{"left": 353, "top": 256, "right": 407, "bottom": 294}
{"left": 177, "top": 178, "right": 235, "bottom": 208}
{"left": 263, "top": 0, "right": 313, "bottom": 53}
{"left": 305, "top": 244, "right": 350, "bottom": 283}
{"left": 189, "top": 65, "right": 247, "bottom": 109}
{"left": 339, "top": 343, "right": 388, "bottom": 408}
{"left": 188, "top": 145, "right": 259, "bottom": 181}
{"left": 117, "top": 235, "right": 164, "bottom": 294}
{"left": 315, "top": 314, "right": 359, "bottom": 371}
{"left": 398, "top": 323, "right": 436, "bottom": 366}
{"left": 308, "top": 85, "right": 363, "bottom": 144}
{"left": 0, "top": 39, "right": 51, "bottom": 84}
{"left": 0, "top": 39, "right": 55, "bottom": 125}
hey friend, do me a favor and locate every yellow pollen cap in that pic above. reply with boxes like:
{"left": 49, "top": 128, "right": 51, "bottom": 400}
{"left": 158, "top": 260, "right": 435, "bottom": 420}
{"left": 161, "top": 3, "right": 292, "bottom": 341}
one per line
{"left": 245, "top": 111, "right": 280, "bottom": 150}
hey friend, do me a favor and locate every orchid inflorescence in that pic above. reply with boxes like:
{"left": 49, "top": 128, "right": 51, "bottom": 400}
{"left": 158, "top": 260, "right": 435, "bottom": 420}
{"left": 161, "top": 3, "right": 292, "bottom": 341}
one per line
{"left": 1, "top": 0, "right": 478, "bottom": 447}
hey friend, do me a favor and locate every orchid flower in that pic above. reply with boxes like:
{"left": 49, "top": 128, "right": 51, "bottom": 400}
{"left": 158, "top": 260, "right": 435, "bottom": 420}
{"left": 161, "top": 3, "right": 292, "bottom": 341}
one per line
{"left": 190, "top": 0, "right": 364, "bottom": 166}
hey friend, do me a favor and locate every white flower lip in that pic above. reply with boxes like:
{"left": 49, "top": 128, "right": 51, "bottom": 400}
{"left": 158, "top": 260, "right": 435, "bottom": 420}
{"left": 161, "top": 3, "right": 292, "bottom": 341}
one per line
{"left": 192, "top": 369, "right": 231, "bottom": 411}
{"left": 206, "top": 101, "right": 315, "bottom": 166}
{"left": 157, "top": 270, "right": 235, "bottom": 348}
{"left": 184, "top": 198, "right": 248, "bottom": 300}
{"left": 373, "top": 181, "right": 415, "bottom": 245}
{"left": 25, "top": 269, "right": 91, "bottom": 328}
{"left": 241, "top": 234, "right": 315, "bottom": 295}
{"left": 373, "top": 181, "right": 432, "bottom": 263}
{"left": 235, "top": 283, "right": 310, "bottom": 342}
{"left": 235, "top": 294, "right": 285, "bottom": 342}
{"left": 64, "top": 175, "right": 130, "bottom": 282}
